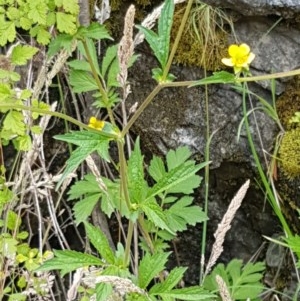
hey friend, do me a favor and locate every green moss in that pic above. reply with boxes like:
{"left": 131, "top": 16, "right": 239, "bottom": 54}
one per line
{"left": 171, "top": 3, "right": 231, "bottom": 71}
{"left": 276, "top": 75, "right": 300, "bottom": 130}
{"left": 279, "top": 128, "right": 300, "bottom": 178}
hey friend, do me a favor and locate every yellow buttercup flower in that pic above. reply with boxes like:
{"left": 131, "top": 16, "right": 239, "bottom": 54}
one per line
{"left": 222, "top": 43, "right": 255, "bottom": 74}
{"left": 88, "top": 116, "right": 105, "bottom": 131}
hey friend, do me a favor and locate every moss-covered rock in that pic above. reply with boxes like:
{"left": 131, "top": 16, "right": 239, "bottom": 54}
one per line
{"left": 276, "top": 76, "right": 300, "bottom": 130}
{"left": 279, "top": 128, "right": 300, "bottom": 178}
{"left": 171, "top": 3, "right": 230, "bottom": 70}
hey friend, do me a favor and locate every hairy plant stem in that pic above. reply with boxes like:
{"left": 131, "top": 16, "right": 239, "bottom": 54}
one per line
{"left": 238, "top": 68, "right": 300, "bottom": 83}
{"left": 81, "top": 39, "right": 116, "bottom": 126}
{"left": 241, "top": 82, "right": 292, "bottom": 237}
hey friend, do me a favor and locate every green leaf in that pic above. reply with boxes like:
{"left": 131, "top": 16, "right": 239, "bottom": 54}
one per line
{"left": 0, "top": 18, "right": 16, "bottom": 45}
{"left": 30, "top": 25, "right": 51, "bottom": 45}
{"left": 11, "top": 45, "right": 38, "bottom": 66}
{"left": 68, "top": 174, "right": 101, "bottom": 199}
{"left": 148, "top": 156, "right": 165, "bottom": 182}
{"left": 138, "top": 252, "right": 170, "bottom": 289}
{"left": 77, "top": 23, "right": 112, "bottom": 40}
{"left": 6, "top": 210, "right": 21, "bottom": 230}
{"left": 3, "top": 111, "right": 25, "bottom": 136}
{"left": 54, "top": 131, "right": 110, "bottom": 188}
{"left": 56, "top": 12, "right": 77, "bottom": 34}
{"left": 77, "top": 39, "right": 100, "bottom": 75}
{"left": 136, "top": 0, "right": 174, "bottom": 68}
{"left": 135, "top": 26, "right": 160, "bottom": 63}
{"left": 166, "top": 147, "right": 203, "bottom": 194}
{"left": 54, "top": 0, "right": 79, "bottom": 14}
{"left": 150, "top": 267, "right": 187, "bottom": 294}
{"left": 189, "top": 71, "right": 236, "bottom": 86}
{"left": 0, "top": 236, "right": 18, "bottom": 259}
{"left": 203, "top": 260, "right": 266, "bottom": 300}
{"left": 36, "top": 249, "right": 103, "bottom": 277}
{"left": 68, "top": 174, "right": 118, "bottom": 218}
{"left": 127, "top": 137, "right": 148, "bottom": 204}
{"left": 95, "top": 283, "right": 113, "bottom": 301}
{"left": 69, "top": 70, "right": 98, "bottom": 93}
{"left": 157, "top": 286, "right": 215, "bottom": 300}
{"left": 20, "top": 17, "right": 32, "bottom": 30}
{"left": 101, "top": 45, "right": 118, "bottom": 78}
{"left": 157, "top": 0, "right": 174, "bottom": 67}
{"left": 84, "top": 222, "right": 115, "bottom": 264}
{"left": 0, "top": 84, "right": 13, "bottom": 100}
{"left": 28, "top": 1, "right": 48, "bottom": 25}
{"left": 141, "top": 199, "right": 174, "bottom": 234}
{"left": 8, "top": 293, "right": 26, "bottom": 301}
{"left": 68, "top": 59, "right": 91, "bottom": 72}
{"left": 166, "top": 146, "right": 192, "bottom": 170}
{"left": 48, "top": 34, "right": 75, "bottom": 57}
{"left": 147, "top": 161, "right": 209, "bottom": 200}
{"left": 73, "top": 194, "right": 99, "bottom": 225}
{"left": 165, "top": 196, "right": 208, "bottom": 232}
{"left": 13, "top": 135, "right": 32, "bottom": 151}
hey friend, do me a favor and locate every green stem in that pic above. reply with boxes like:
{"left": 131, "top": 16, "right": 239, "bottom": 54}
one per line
{"left": 241, "top": 82, "right": 292, "bottom": 237}
{"left": 200, "top": 69, "right": 210, "bottom": 284}
{"left": 117, "top": 139, "right": 135, "bottom": 266}
{"left": 238, "top": 68, "right": 300, "bottom": 83}
{"left": 162, "top": 0, "right": 194, "bottom": 80}
{"left": 0, "top": 104, "right": 119, "bottom": 139}
{"left": 121, "top": 85, "right": 163, "bottom": 137}
{"left": 124, "top": 220, "right": 134, "bottom": 265}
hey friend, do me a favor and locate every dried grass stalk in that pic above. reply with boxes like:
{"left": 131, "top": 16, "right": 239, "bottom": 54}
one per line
{"left": 216, "top": 275, "right": 233, "bottom": 301}
{"left": 118, "top": 4, "right": 135, "bottom": 95}
{"left": 204, "top": 179, "right": 250, "bottom": 276}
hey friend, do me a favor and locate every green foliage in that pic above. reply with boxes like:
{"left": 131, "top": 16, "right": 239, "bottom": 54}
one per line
{"left": 36, "top": 249, "right": 104, "bottom": 277}
{"left": 54, "top": 130, "right": 114, "bottom": 188}
{"left": 84, "top": 222, "right": 115, "bottom": 264}
{"left": 190, "top": 71, "right": 236, "bottom": 86}
{"left": 203, "top": 259, "right": 266, "bottom": 300}
{"left": 0, "top": 0, "right": 79, "bottom": 46}
{"left": 138, "top": 252, "right": 170, "bottom": 289}
{"left": 0, "top": 213, "right": 51, "bottom": 299}
{"left": 136, "top": 0, "right": 175, "bottom": 82}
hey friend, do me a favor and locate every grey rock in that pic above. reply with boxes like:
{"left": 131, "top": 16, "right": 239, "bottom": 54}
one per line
{"left": 202, "top": 0, "right": 300, "bottom": 17}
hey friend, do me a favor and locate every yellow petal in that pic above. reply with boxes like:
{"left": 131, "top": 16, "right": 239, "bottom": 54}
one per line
{"left": 89, "top": 116, "right": 97, "bottom": 125}
{"left": 221, "top": 58, "right": 234, "bottom": 67}
{"left": 228, "top": 44, "right": 239, "bottom": 57}
{"left": 247, "top": 52, "right": 255, "bottom": 64}
{"left": 239, "top": 43, "right": 251, "bottom": 56}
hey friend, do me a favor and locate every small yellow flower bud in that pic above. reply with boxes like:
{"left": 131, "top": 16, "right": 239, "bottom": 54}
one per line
{"left": 88, "top": 116, "right": 105, "bottom": 131}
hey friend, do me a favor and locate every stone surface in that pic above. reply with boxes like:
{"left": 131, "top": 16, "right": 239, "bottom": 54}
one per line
{"left": 231, "top": 17, "right": 300, "bottom": 93}
{"left": 125, "top": 0, "right": 300, "bottom": 290}
{"left": 202, "top": 0, "right": 300, "bottom": 18}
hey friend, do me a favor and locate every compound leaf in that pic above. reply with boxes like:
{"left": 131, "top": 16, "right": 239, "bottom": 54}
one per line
{"left": 84, "top": 222, "right": 115, "bottom": 264}
{"left": 150, "top": 267, "right": 187, "bottom": 294}
{"left": 69, "top": 70, "right": 98, "bottom": 93}
{"left": 36, "top": 249, "right": 103, "bottom": 277}
{"left": 56, "top": 12, "right": 77, "bottom": 34}
{"left": 138, "top": 252, "right": 170, "bottom": 289}
{"left": 166, "top": 196, "right": 208, "bottom": 232}
{"left": 11, "top": 45, "right": 38, "bottom": 66}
